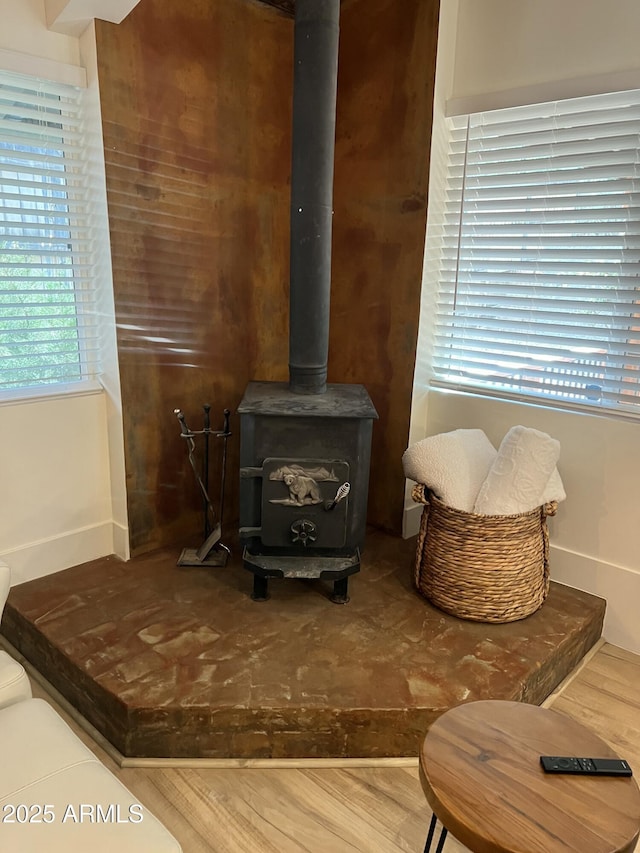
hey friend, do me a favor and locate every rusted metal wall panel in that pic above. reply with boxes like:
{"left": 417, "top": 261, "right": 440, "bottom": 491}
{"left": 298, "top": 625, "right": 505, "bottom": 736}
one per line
{"left": 332, "top": 0, "right": 440, "bottom": 533}
{"left": 96, "top": 0, "right": 292, "bottom": 554}
{"left": 97, "top": 0, "right": 439, "bottom": 553}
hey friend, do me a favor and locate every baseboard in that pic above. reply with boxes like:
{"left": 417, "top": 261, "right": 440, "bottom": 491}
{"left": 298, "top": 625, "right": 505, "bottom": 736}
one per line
{"left": 0, "top": 521, "right": 123, "bottom": 585}
{"left": 111, "top": 519, "right": 130, "bottom": 561}
{"left": 402, "top": 501, "right": 422, "bottom": 539}
{"left": 550, "top": 546, "right": 640, "bottom": 656}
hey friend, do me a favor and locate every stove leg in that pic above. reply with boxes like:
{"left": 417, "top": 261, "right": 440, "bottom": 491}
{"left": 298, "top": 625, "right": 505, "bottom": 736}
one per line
{"left": 251, "top": 575, "right": 270, "bottom": 602}
{"left": 330, "top": 577, "right": 350, "bottom": 604}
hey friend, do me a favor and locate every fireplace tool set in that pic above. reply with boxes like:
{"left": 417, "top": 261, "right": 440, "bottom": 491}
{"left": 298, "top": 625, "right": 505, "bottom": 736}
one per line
{"left": 174, "top": 405, "right": 231, "bottom": 568}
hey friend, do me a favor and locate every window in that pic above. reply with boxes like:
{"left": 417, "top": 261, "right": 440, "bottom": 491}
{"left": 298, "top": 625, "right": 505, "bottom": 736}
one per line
{"left": 0, "top": 69, "right": 97, "bottom": 394}
{"left": 431, "top": 89, "right": 640, "bottom": 418}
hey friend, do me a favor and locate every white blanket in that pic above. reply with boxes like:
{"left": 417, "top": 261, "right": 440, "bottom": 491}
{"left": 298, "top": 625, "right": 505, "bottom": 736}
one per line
{"left": 543, "top": 466, "right": 566, "bottom": 505}
{"left": 402, "top": 429, "right": 497, "bottom": 512}
{"left": 473, "top": 425, "right": 561, "bottom": 515}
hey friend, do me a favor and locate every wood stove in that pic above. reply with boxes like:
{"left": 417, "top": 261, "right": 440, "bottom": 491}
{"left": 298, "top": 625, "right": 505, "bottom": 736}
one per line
{"left": 237, "top": 0, "right": 377, "bottom": 602}
{"left": 238, "top": 382, "right": 377, "bottom": 602}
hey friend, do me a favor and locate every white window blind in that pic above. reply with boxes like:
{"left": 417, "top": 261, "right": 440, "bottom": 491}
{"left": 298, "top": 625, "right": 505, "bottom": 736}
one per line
{"left": 0, "top": 69, "right": 97, "bottom": 393}
{"left": 432, "top": 89, "right": 640, "bottom": 418}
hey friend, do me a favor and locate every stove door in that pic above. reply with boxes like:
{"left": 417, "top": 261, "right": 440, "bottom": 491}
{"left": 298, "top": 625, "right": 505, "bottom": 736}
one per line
{"left": 260, "top": 458, "right": 350, "bottom": 549}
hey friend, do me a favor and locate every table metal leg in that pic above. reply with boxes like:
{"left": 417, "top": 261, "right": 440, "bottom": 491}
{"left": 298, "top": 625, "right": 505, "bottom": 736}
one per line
{"left": 423, "top": 812, "right": 448, "bottom": 853}
{"left": 435, "top": 825, "right": 448, "bottom": 853}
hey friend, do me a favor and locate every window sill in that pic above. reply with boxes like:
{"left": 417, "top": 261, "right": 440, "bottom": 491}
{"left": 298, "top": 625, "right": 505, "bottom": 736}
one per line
{"left": 428, "top": 382, "right": 640, "bottom": 424}
{"left": 0, "top": 380, "right": 104, "bottom": 408}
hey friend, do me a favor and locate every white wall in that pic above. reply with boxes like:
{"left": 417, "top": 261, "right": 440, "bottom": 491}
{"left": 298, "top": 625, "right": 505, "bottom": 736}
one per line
{"left": 0, "top": 391, "right": 115, "bottom": 580}
{"left": 409, "top": 0, "right": 640, "bottom": 654}
{"left": 0, "top": 0, "right": 80, "bottom": 65}
{"left": 0, "top": 3, "right": 128, "bottom": 584}
{"left": 453, "top": 0, "right": 640, "bottom": 104}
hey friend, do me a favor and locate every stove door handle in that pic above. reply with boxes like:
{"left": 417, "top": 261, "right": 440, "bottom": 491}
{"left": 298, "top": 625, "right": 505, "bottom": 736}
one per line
{"left": 325, "top": 482, "right": 351, "bottom": 511}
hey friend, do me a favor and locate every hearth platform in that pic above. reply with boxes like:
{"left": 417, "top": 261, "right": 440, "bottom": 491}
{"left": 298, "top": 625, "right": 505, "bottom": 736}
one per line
{"left": 1, "top": 531, "right": 605, "bottom": 759}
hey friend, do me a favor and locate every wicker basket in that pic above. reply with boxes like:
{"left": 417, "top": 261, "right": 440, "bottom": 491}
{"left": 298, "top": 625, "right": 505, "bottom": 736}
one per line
{"left": 411, "top": 484, "right": 557, "bottom": 623}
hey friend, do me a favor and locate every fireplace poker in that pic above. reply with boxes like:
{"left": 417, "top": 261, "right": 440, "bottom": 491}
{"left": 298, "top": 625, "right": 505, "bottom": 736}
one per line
{"left": 217, "top": 409, "right": 231, "bottom": 528}
{"left": 203, "top": 404, "right": 211, "bottom": 539}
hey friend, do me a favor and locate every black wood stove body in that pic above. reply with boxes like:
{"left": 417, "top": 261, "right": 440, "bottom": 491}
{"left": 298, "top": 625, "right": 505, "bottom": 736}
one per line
{"left": 237, "top": 0, "right": 377, "bottom": 601}
{"left": 238, "top": 382, "right": 377, "bottom": 602}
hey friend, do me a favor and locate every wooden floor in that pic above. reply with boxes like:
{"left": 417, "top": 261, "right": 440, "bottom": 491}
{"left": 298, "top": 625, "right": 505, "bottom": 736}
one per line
{"left": 27, "top": 642, "right": 639, "bottom": 853}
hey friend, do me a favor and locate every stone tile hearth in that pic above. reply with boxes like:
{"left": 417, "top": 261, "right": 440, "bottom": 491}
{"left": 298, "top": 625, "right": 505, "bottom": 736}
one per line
{"left": 1, "top": 531, "right": 605, "bottom": 759}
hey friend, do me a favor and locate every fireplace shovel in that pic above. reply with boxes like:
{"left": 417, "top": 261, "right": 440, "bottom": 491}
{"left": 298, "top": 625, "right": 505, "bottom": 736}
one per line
{"left": 174, "top": 406, "right": 231, "bottom": 568}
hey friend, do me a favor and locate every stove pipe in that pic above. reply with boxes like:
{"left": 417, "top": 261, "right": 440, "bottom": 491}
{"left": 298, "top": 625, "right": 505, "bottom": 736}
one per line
{"left": 288, "top": 0, "right": 340, "bottom": 396}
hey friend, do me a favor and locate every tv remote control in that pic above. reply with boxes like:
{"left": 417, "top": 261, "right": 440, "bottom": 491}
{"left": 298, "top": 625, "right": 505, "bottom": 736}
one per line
{"left": 540, "top": 756, "right": 632, "bottom": 776}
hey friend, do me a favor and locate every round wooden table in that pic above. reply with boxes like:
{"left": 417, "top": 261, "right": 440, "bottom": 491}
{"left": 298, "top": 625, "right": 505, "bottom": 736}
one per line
{"left": 419, "top": 700, "right": 640, "bottom": 853}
